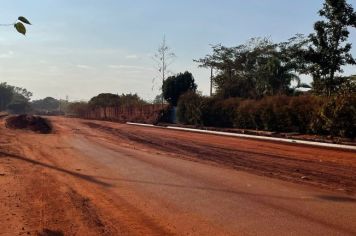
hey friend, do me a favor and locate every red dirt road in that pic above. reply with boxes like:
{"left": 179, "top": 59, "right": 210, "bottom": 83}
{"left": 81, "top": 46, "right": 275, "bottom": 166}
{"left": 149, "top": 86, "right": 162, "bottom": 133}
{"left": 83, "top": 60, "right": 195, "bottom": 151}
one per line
{"left": 0, "top": 117, "right": 356, "bottom": 235}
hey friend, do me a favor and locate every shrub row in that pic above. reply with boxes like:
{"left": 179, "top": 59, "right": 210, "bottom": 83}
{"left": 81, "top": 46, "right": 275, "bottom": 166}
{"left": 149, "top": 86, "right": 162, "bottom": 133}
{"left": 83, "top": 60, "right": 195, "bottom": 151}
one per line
{"left": 177, "top": 93, "right": 356, "bottom": 138}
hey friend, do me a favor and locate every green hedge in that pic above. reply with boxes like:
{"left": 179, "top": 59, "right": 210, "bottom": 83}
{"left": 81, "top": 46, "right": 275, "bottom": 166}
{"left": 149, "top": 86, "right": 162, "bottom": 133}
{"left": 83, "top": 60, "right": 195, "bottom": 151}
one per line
{"left": 235, "top": 95, "right": 323, "bottom": 133}
{"left": 177, "top": 93, "right": 356, "bottom": 138}
{"left": 177, "top": 91, "right": 204, "bottom": 125}
{"left": 311, "top": 95, "right": 356, "bottom": 138}
{"left": 201, "top": 97, "right": 241, "bottom": 127}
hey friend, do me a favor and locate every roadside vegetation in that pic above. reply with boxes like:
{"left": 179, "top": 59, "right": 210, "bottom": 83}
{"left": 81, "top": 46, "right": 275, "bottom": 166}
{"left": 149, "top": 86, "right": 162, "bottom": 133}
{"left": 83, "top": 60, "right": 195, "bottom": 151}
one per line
{"left": 0, "top": 0, "right": 355, "bottom": 139}
{"left": 177, "top": 0, "right": 356, "bottom": 138}
{"left": 0, "top": 82, "right": 33, "bottom": 114}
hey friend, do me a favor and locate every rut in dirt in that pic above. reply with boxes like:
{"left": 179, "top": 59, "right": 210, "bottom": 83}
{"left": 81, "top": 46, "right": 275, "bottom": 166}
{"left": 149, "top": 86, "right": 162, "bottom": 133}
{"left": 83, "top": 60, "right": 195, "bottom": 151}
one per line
{"left": 84, "top": 122, "right": 356, "bottom": 194}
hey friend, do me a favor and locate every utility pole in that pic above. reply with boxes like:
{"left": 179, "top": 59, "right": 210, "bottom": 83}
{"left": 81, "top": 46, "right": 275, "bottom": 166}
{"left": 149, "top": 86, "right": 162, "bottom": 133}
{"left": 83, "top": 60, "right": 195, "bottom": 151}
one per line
{"left": 210, "top": 67, "right": 213, "bottom": 96}
{"left": 59, "top": 97, "right": 61, "bottom": 113}
{"left": 161, "top": 37, "right": 166, "bottom": 106}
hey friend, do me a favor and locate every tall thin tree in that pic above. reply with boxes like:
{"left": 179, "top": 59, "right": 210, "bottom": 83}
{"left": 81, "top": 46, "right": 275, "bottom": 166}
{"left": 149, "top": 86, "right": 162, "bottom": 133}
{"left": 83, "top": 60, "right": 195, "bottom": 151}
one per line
{"left": 153, "top": 36, "right": 176, "bottom": 105}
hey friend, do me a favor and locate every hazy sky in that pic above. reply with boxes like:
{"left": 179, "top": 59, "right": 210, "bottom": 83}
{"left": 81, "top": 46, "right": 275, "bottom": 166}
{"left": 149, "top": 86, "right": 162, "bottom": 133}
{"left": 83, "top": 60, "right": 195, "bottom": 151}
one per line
{"left": 0, "top": 0, "right": 355, "bottom": 101}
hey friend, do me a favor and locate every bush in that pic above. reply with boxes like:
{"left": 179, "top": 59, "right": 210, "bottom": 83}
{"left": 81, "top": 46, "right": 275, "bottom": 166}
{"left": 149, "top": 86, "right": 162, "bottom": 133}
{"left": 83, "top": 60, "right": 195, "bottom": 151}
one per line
{"left": 311, "top": 95, "right": 356, "bottom": 138}
{"left": 156, "top": 105, "right": 173, "bottom": 124}
{"left": 235, "top": 96, "right": 291, "bottom": 131}
{"left": 235, "top": 99, "right": 261, "bottom": 129}
{"left": 177, "top": 92, "right": 204, "bottom": 125}
{"left": 201, "top": 97, "right": 240, "bottom": 127}
{"left": 234, "top": 95, "right": 325, "bottom": 133}
{"left": 178, "top": 94, "right": 240, "bottom": 127}
{"left": 258, "top": 97, "right": 281, "bottom": 131}
{"left": 289, "top": 95, "right": 322, "bottom": 133}
{"left": 176, "top": 93, "right": 355, "bottom": 138}
{"left": 258, "top": 96, "right": 296, "bottom": 132}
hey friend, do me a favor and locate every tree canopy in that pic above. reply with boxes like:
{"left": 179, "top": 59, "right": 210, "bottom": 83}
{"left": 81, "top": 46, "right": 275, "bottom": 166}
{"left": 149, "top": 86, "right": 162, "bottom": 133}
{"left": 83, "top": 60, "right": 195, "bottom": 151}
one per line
{"left": 89, "top": 93, "right": 120, "bottom": 108}
{"left": 195, "top": 39, "right": 303, "bottom": 99}
{"left": 88, "top": 93, "right": 147, "bottom": 108}
{"left": 195, "top": 0, "right": 356, "bottom": 99}
{"left": 303, "top": 0, "right": 356, "bottom": 96}
{"left": 0, "top": 83, "right": 32, "bottom": 113}
{"left": 118, "top": 93, "right": 147, "bottom": 106}
{"left": 31, "top": 97, "right": 60, "bottom": 111}
{"left": 162, "top": 71, "right": 197, "bottom": 106}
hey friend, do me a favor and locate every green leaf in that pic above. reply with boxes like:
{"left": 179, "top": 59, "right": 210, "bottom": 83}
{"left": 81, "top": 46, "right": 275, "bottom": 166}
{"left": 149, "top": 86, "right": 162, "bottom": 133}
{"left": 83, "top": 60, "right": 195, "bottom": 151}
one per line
{"left": 14, "top": 22, "right": 26, "bottom": 35}
{"left": 18, "top": 16, "right": 31, "bottom": 25}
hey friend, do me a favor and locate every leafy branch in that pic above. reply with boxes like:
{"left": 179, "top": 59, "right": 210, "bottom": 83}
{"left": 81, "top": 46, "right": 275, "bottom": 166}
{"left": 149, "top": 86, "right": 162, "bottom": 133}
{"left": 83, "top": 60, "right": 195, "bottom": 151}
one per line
{"left": 0, "top": 16, "right": 31, "bottom": 35}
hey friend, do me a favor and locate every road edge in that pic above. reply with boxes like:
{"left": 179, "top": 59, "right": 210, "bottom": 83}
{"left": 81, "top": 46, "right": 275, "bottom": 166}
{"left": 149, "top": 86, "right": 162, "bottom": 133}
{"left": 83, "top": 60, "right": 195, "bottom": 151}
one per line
{"left": 126, "top": 122, "right": 356, "bottom": 151}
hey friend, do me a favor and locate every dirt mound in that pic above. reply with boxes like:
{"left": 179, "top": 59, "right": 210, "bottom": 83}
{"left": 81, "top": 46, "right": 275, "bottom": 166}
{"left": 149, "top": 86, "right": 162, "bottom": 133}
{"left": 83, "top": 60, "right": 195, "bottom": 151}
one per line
{"left": 0, "top": 112, "right": 9, "bottom": 119}
{"left": 5, "top": 115, "right": 53, "bottom": 134}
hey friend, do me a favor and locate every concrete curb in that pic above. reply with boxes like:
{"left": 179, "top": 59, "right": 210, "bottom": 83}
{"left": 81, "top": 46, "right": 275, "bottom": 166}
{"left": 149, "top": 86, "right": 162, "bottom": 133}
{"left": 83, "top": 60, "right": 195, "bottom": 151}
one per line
{"left": 126, "top": 122, "right": 356, "bottom": 151}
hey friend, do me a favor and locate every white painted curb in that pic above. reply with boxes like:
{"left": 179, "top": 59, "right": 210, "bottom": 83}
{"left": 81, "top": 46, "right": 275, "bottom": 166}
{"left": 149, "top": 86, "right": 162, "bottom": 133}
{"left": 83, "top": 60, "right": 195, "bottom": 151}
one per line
{"left": 126, "top": 122, "right": 356, "bottom": 151}
{"left": 126, "top": 122, "right": 155, "bottom": 127}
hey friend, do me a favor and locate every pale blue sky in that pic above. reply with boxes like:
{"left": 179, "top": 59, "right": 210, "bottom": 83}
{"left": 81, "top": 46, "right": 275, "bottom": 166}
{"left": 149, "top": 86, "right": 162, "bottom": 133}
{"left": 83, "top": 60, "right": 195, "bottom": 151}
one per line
{"left": 0, "top": 0, "right": 355, "bottom": 101}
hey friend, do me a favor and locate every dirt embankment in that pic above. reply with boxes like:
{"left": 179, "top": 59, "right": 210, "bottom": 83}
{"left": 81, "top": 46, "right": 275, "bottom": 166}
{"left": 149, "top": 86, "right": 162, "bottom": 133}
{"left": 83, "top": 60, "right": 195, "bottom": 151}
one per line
{"left": 84, "top": 122, "right": 356, "bottom": 194}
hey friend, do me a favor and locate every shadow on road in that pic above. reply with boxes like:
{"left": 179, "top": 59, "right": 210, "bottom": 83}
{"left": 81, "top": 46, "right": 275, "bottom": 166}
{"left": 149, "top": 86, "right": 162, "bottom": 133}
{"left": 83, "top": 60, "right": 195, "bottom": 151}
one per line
{"left": 0, "top": 151, "right": 112, "bottom": 187}
{"left": 316, "top": 195, "right": 356, "bottom": 202}
{"left": 93, "top": 176, "right": 356, "bottom": 203}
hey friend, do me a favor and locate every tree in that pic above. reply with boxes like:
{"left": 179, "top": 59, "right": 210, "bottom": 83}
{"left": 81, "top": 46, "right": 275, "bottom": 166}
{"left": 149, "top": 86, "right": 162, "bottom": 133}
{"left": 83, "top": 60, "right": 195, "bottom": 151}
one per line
{"left": 67, "top": 102, "right": 89, "bottom": 117}
{"left": 258, "top": 55, "right": 301, "bottom": 96}
{"left": 0, "top": 83, "right": 14, "bottom": 111}
{"left": 195, "top": 38, "right": 301, "bottom": 99}
{"left": 88, "top": 93, "right": 120, "bottom": 108}
{"left": 0, "top": 16, "right": 31, "bottom": 35}
{"left": 89, "top": 93, "right": 147, "bottom": 108}
{"left": 337, "top": 74, "right": 356, "bottom": 94}
{"left": 7, "top": 86, "right": 32, "bottom": 114}
{"left": 305, "top": 0, "right": 356, "bottom": 96}
{"left": 153, "top": 94, "right": 166, "bottom": 104}
{"left": 0, "top": 83, "right": 32, "bottom": 113}
{"left": 31, "top": 97, "right": 60, "bottom": 111}
{"left": 152, "top": 36, "right": 176, "bottom": 104}
{"left": 162, "top": 71, "right": 197, "bottom": 106}
{"left": 118, "top": 93, "right": 147, "bottom": 106}
{"left": 7, "top": 93, "right": 31, "bottom": 114}
{"left": 13, "top": 87, "right": 32, "bottom": 100}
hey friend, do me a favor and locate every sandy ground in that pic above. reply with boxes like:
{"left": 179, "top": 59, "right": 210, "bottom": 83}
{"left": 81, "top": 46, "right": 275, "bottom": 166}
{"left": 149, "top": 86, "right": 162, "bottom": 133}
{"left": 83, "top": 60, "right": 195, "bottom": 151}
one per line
{"left": 0, "top": 116, "right": 355, "bottom": 236}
